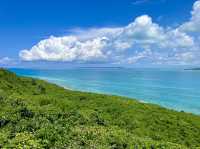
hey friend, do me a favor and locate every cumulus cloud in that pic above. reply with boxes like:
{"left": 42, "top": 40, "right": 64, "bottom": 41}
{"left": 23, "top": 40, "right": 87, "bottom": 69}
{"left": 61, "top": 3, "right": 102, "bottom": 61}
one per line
{"left": 20, "top": 36, "right": 109, "bottom": 62}
{"left": 19, "top": 0, "right": 200, "bottom": 65}
{"left": 179, "top": 0, "right": 200, "bottom": 33}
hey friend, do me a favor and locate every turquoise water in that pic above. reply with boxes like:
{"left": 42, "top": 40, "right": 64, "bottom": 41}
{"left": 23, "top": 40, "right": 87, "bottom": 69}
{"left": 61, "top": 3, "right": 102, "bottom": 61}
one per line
{"left": 10, "top": 68, "right": 200, "bottom": 114}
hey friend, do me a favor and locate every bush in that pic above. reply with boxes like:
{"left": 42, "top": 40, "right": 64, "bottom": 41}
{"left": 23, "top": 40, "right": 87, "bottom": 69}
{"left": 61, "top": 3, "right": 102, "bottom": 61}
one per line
{"left": 0, "top": 119, "right": 9, "bottom": 128}
{"left": 5, "top": 132, "right": 43, "bottom": 148}
{"left": 31, "top": 79, "right": 37, "bottom": 86}
{"left": 38, "top": 85, "right": 46, "bottom": 94}
{"left": 20, "top": 107, "right": 34, "bottom": 118}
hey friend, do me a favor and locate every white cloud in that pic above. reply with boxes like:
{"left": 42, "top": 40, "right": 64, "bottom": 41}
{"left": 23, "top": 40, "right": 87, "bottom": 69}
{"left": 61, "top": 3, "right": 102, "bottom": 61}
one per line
{"left": 0, "top": 57, "right": 14, "bottom": 65}
{"left": 179, "top": 0, "right": 200, "bottom": 33}
{"left": 20, "top": 36, "right": 109, "bottom": 62}
{"left": 19, "top": 0, "right": 200, "bottom": 65}
{"left": 126, "top": 49, "right": 153, "bottom": 64}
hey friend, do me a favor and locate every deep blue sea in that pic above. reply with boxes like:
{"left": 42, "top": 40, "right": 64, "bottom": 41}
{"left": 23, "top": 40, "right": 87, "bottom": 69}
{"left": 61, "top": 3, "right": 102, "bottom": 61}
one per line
{"left": 10, "top": 68, "right": 200, "bottom": 114}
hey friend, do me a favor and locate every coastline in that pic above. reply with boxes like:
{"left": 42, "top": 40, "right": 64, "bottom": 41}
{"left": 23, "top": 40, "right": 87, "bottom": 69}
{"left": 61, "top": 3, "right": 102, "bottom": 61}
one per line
{"left": 1, "top": 69, "right": 200, "bottom": 148}
{"left": 9, "top": 68, "right": 200, "bottom": 115}
{"left": 27, "top": 76, "right": 195, "bottom": 115}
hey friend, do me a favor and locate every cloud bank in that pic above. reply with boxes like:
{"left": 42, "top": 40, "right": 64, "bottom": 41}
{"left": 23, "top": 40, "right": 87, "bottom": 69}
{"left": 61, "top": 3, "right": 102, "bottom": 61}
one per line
{"left": 19, "top": 0, "right": 200, "bottom": 65}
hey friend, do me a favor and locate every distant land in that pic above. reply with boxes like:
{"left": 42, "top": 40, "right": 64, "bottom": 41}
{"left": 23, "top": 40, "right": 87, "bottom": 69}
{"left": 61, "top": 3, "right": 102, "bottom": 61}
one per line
{"left": 184, "top": 68, "right": 200, "bottom": 70}
{"left": 78, "top": 66, "right": 124, "bottom": 69}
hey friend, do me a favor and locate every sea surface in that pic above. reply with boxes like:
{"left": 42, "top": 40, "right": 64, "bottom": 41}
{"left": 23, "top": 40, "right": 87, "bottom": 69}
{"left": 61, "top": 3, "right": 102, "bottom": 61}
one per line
{"left": 10, "top": 68, "right": 200, "bottom": 114}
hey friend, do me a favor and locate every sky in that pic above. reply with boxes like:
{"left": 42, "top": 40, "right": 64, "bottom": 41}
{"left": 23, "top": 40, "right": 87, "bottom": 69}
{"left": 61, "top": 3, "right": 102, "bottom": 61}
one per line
{"left": 0, "top": 0, "right": 200, "bottom": 68}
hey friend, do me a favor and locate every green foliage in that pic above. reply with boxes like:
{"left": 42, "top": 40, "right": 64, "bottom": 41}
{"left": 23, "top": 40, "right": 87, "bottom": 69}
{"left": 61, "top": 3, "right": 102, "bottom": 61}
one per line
{"left": 5, "top": 132, "right": 43, "bottom": 148}
{"left": 0, "top": 69, "right": 200, "bottom": 148}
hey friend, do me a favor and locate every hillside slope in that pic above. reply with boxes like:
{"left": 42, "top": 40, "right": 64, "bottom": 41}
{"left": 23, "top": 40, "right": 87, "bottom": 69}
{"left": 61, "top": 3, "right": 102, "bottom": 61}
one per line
{"left": 0, "top": 69, "right": 200, "bottom": 148}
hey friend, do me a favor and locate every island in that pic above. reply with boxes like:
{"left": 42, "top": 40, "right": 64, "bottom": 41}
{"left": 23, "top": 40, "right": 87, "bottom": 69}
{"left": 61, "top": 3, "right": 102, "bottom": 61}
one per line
{"left": 0, "top": 69, "right": 200, "bottom": 148}
{"left": 184, "top": 68, "right": 200, "bottom": 70}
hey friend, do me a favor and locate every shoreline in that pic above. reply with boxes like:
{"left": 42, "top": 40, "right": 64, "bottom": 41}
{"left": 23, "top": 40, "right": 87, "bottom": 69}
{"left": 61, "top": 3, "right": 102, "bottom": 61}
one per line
{"left": 11, "top": 71, "right": 200, "bottom": 115}
{"left": 39, "top": 77, "right": 197, "bottom": 115}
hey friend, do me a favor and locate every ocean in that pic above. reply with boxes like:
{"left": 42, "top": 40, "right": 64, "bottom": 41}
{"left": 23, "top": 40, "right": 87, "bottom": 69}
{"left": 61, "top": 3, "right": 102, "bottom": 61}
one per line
{"left": 10, "top": 68, "right": 200, "bottom": 114}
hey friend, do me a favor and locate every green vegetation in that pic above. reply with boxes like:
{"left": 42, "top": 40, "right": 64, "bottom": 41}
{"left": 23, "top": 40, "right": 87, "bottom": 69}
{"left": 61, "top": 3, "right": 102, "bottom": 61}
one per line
{"left": 0, "top": 68, "right": 200, "bottom": 148}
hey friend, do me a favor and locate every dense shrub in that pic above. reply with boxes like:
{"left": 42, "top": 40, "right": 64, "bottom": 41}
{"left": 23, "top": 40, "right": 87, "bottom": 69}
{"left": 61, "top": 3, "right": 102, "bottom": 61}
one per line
{"left": 0, "top": 69, "right": 200, "bottom": 148}
{"left": 0, "top": 119, "right": 9, "bottom": 128}
{"left": 20, "top": 107, "right": 34, "bottom": 118}
{"left": 38, "top": 85, "right": 46, "bottom": 94}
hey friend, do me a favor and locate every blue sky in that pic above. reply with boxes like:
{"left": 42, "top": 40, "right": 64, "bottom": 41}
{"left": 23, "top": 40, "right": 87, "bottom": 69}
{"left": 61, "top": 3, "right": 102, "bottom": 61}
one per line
{"left": 0, "top": 0, "right": 200, "bottom": 68}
